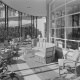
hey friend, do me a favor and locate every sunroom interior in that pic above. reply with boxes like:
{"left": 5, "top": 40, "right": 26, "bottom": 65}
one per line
{"left": 50, "top": 0, "right": 80, "bottom": 50}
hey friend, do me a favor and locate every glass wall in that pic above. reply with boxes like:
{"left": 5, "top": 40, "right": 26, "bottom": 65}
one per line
{"left": 49, "top": 0, "right": 80, "bottom": 49}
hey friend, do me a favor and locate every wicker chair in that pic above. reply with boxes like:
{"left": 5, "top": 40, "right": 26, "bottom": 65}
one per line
{"left": 58, "top": 50, "right": 80, "bottom": 79}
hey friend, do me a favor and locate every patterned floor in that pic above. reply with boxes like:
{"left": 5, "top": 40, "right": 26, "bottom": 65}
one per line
{"left": 7, "top": 47, "right": 80, "bottom": 80}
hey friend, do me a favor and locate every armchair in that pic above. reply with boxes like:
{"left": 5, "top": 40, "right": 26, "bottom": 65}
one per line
{"left": 58, "top": 50, "right": 80, "bottom": 79}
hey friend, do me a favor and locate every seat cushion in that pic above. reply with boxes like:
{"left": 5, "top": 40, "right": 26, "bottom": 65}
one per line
{"left": 35, "top": 51, "right": 45, "bottom": 57}
{"left": 71, "top": 50, "right": 80, "bottom": 61}
{"left": 64, "top": 59, "right": 75, "bottom": 67}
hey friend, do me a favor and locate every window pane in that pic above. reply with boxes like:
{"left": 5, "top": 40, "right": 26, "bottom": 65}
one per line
{"left": 66, "top": 16, "right": 72, "bottom": 27}
{"left": 51, "top": 20, "right": 55, "bottom": 28}
{"left": 55, "top": 0, "right": 65, "bottom": 9}
{"left": 51, "top": 29, "right": 54, "bottom": 37}
{"left": 51, "top": 11, "right": 55, "bottom": 20}
{"left": 66, "top": 0, "right": 80, "bottom": 15}
{"left": 66, "top": 41, "right": 78, "bottom": 49}
{"left": 56, "top": 17, "right": 65, "bottom": 28}
{"left": 66, "top": 28, "right": 80, "bottom": 40}
{"left": 55, "top": 5, "right": 65, "bottom": 18}
{"left": 72, "top": 14, "right": 79, "bottom": 27}
{"left": 66, "top": 14, "right": 80, "bottom": 27}
{"left": 56, "top": 28, "right": 65, "bottom": 39}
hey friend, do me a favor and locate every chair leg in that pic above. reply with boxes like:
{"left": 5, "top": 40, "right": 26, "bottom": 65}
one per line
{"left": 59, "top": 67, "right": 66, "bottom": 80}
{"left": 59, "top": 67, "right": 61, "bottom": 77}
{"left": 74, "top": 68, "right": 77, "bottom": 78}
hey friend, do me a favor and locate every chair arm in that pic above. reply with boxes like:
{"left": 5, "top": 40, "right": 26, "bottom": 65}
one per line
{"left": 64, "top": 59, "right": 76, "bottom": 63}
{"left": 64, "top": 50, "right": 72, "bottom": 59}
{"left": 63, "top": 59, "right": 78, "bottom": 69}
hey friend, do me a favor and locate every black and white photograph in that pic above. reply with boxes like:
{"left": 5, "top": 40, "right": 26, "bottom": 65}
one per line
{"left": 0, "top": 0, "right": 80, "bottom": 80}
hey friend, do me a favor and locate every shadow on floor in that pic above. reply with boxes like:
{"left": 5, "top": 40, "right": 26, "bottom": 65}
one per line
{"left": 23, "top": 51, "right": 59, "bottom": 80}
{"left": 12, "top": 59, "right": 26, "bottom": 64}
{"left": 53, "top": 77, "right": 70, "bottom": 80}
{"left": 14, "top": 73, "right": 25, "bottom": 80}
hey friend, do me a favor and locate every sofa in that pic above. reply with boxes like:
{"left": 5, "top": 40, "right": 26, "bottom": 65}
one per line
{"left": 33, "top": 42, "right": 55, "bottom": 64}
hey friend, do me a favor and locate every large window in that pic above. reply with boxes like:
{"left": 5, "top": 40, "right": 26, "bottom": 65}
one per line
{"left": 56, "top": 17, "right": 65, "bottom": 28}
{"left": 56, "top": 28, "right": 64, "bottom": 39}
{"left": 49, "top": 0, "right": 80, "bottom": 49}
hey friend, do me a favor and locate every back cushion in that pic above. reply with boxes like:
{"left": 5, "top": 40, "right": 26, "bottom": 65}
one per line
{"left": 71, "top": 50, "right": 80, "bottom": 61}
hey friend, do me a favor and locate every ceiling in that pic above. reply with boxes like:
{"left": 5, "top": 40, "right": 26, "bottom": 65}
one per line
{"left": 1, "top": 0, "right": 47, "bottom": 17}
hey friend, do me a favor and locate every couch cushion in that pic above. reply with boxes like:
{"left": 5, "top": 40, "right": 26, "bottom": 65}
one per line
{"left": 35, "top": 51, "right": 45, "bottom": 57}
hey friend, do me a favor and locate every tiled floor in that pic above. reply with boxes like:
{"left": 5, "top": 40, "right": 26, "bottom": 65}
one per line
{"left": 8, "top": 52, "right": 59, "bottom": 80}
{"left": 7, "top": 47, "right": 80, "bottom": 80}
